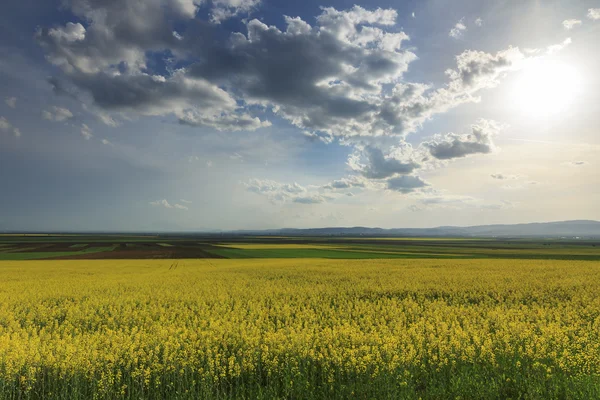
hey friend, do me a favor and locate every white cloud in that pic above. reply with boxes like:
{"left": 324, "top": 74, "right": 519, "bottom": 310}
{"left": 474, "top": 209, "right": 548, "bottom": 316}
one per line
{"left": 0, "top": 117, "right": 11, "bottom": 131}
{"left": 491, "top": 173, "right": 519, "bottom": 180}
{"left": 245, "top": 178, "right": 336, "bottom": 205}
{"left": 101, "top": 139, "right": 114, "bottom": 146}
{"left": 562, "top": 19, "right": 582, "bottom": 30}
{"left": 150, "top": 199, "right": 188, "bottom": 210}
{"left": 42, "top": 106, "right": 73, "bottom": 122}
{"left": 588, "top": 8, "right": 600, "bottom": 20}
{"left": 210, "top": 0, "right": 261, "bottom": 23}
{"left": 546, "top": 37, "right": 571, "bottom": 55}
{"left": 5, "top": 97, "right": 16, "bottom": 108}
{"left": 0, "top": 116, "right": 21, "bottom": 137}
{"left": 180, "top": 199, "right": 192, "bottom": 204}
{"left": 98, "top": 114, "right": 118, "bottom": 127}
{"left": 48, "top": 22, "right": 86, "bottom": 42}
{"left": 81, "top": 124, "right": 93, "bottom": 140}
{"left": 449, "top": 18, "right": 467, "bottom": 39}
{"left": 475, "top": 18, "right": 483, "bottom": 27}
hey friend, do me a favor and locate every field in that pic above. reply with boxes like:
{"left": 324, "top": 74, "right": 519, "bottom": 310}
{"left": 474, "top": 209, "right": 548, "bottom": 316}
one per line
{"left": 1, "top": 235, "right": 600, "bottom": 261}
{"left": 1, "top": 247, "right": 600, "bottom": 398}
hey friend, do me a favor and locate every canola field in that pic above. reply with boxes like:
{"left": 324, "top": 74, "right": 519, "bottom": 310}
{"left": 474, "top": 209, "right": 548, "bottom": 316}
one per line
{"left": 1, "top": 258, "right": 600, "bottom": 399}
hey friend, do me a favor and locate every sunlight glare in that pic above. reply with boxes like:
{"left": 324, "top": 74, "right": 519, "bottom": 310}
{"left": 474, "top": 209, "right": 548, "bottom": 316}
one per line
{"left": 511, "top": 59, "right": 583, "bottom": 119}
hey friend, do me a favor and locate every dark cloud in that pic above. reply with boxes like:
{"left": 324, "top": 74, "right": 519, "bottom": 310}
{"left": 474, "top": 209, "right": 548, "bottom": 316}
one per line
{"left": 359, "top": 146, "right": 419, "bottom": 179}
{"left": 38, "top": 4, "right": 419, "bottom": 135}
{"left": 322, "top": 176, "right": 367, "bottom": 190}
{"left": 386, "top": 175, "right": 428, "bottom": 193}
{"left": 423, "top": 119, "right": 501, "bottom": 160}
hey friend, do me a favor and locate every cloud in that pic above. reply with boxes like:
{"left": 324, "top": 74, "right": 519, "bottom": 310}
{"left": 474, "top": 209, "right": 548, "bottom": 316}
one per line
{"left": 449, "top": 18, "right": 467, "bottom": 39}
{"left": 39, "top": 5, "right": 419, "bottom": 137}
{"left": 210, "top": 0, "right": 261, "bottom": 23}
{"left": 491, "top": 173, "right": 519, "bottom": 180}
{"left": 0, "top": 117, "right": 11, "bottom": 131}
{"left": 48, "top": 22, "right": 86, "bottom": 42}
{"left": 34, "top": 2, "right": 567, "bottom": 205}
{"left": 42, "top": 106, "right": 73, "bottom": 122}
{"left": 546, "top": 37, "right": 571, "bottom": 55}
{"left": 37, "top": 1, "right": 546, "bottom": 151}
{"left": 81, "top": 124, "right": 93, "bottom": 140}
{"left": 5, "top": 97, "right": 16, "bottom": 108}
{"left": 372, "top": 47, "right": 525, "bottom": 140}
{"left": 0, "top": 116, "right": 21, "bottom": 137}
{"left": 588, "top": 8, "right": 600, "bottom": 20}
{"left": 245, "top": 178, "right": 336, "bottom": 204}
{"left": 322, "top": 175, "right": 368, "bottom": 190}
{"left": 475, "top": 18, "right": 483, "bottom": 27}
{"left": 293, "top": 195, "right": 328, "bottom": 204}
{"left": 96, "top": 112, "right": 119, "bottom": 127}
{"left": 150, "top": 199, "right": 188, "bottom": 210}
{"left": 423, "top": 119, "right": 502, "bottom": 160}
{"left": 180, "top": 199, "right": 192, "bottom": 204}
{"left": 351, "top": 146, "right": 419, "bottom": 179}
{"left": 387, "top": 175, "right": 428, "bottom": 193}
{"left": 101, "top": 138, "right": 114, "bottom": 146}
{"left": 37, "top": 0, "right": 268, "bottom": 131}
{"left": 562, "top": 19, "right": 582, "bottom": 30}
{"left": 245, "top": 178, "right": 307, "bottom": 203}
{"left": 564, "top": 161, "right": 587, "bottom": 166}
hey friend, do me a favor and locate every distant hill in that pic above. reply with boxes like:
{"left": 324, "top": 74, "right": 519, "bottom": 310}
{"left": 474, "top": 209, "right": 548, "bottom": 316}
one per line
{"left": 229, "top": 220, "right": 600, "bottom": 238}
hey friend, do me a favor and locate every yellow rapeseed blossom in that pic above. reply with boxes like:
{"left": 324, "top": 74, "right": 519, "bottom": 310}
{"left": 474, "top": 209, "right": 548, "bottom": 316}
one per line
{"left": 0, "top": 258, "right": 599, "bottom": 398}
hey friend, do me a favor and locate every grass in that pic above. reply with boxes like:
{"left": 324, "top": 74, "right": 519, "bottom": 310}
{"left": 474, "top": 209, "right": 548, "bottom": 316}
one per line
{"left": 1, "top": 258, "right": 600, "bottom": 399}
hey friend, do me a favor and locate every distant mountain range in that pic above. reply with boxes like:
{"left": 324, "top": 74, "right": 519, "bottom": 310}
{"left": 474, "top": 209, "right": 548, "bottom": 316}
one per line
{"left": 227, "top": 220, "right": 600, "bottom": 238}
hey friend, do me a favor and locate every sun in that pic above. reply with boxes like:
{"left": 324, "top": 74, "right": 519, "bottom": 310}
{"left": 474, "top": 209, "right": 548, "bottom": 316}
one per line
{"left": 511, "top": 59, "right": 583, "bottom": 118}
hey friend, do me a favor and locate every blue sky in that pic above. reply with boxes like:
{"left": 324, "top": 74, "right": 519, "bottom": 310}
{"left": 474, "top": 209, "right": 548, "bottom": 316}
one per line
{"left": 1, "top": 0, "right": 599, "bottom": 231}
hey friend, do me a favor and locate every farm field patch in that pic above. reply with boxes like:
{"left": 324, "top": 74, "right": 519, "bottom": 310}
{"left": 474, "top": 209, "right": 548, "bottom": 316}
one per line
{"left": 1, "top": 235, "right": 599, "bottom": 260}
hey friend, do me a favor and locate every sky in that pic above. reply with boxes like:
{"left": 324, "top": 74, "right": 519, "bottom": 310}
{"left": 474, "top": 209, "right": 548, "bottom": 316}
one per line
{"left": 0, "top": 0, "right": 599, "bottom": 231}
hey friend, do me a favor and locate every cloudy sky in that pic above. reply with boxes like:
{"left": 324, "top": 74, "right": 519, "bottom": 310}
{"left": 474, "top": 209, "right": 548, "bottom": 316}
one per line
{"left": 1, "top": 0, "right": 599, "bottom": 231}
